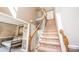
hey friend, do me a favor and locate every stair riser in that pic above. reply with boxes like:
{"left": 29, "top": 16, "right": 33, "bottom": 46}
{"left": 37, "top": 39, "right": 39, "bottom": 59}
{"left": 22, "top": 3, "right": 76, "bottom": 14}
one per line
{"left": 46, "top": 23, "right": 56, "bottom": 24}
{"left": 45, "top": 27, "right": 56, "bottom": 28}
{"left": 46, "top": 24, "right": 56, "bottom": 25}
{"left": 37, "top": 50, "right": 60, "bottom": 52}
{"left": 38, "top": 50, "right": 61, "bottom": 52}
{"left": 45, "top": 27, "right": 56, "bottom": 29}
{"left": 45, "top": 30, "right": 57, "bottom": 32}
{"left": 44, "top": 29, "right": 57, "bottom": 31}
{"left": 45, "top": 26, "right": 56, "bottom": 27}
{"left": 42, "top": 34, "right": 58, "bottom": 37}
{"left": 39, "top": 41, "right": 60, "bottom": 46}
{"left": 42, "top": 31, "right": 57, "bottom": 32}
{"left": 45, "top": 25, "right": 56, "bottom": 26}
{"left": 46, "top": 24, "right": 56, "bottom": 26}
{"left": 37, "top": 46, "right": 61, "bottom": 52}
{"left": 47, "top": 21, "right": 55, "bottom": 22}
{"left": 47, "top": 20, "right": 54, "bottom": 21}
{"left": 45, "top": 25, "right": 56, "bottom": 27}
{"left": 47, "top": 22, "right": 55, "bottom": 23}
{"left": 40, "top": 44, "right": 61, "bottom": 49}
{"left": 37, "top": 50, "right": 46, "bottom": 52}
{"left": 41, "top": 38, "right": 59, "bottom": 42}
{"left": 45, "top": 28, "right": 56, "bottom": 30}
{"left": 41, "top": 33, "right": 58, "bottom": 36}
{"left": 41, "top": 31, "right": 57, "bottom": 33}
{"left": 43, "top": 31, "right": 57, "bottom": 32}
{"left": 45, "top": 28, "right": 56, "bottom": 29}
{"left": 46, "top": 22, "right": 55, "bottom": 23}
{"left": 40, "top": 37, "right": 58, "bottom": 40}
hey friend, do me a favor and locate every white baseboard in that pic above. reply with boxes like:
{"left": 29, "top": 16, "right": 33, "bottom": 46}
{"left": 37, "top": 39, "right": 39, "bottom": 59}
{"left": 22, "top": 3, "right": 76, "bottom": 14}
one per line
{"left": 20, "top": 49, "right": 27, "bottom": 52}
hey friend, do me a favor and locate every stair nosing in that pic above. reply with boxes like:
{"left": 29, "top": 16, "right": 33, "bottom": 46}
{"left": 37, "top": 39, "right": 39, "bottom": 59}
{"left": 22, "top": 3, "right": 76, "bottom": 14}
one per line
{"left": 37, "top": 46, "right": 60, "bottom": 52}
{"left": 40, "top": 36, "right": 58, "bottom": 39}
{"left": 41, "top": 32, "right": 58, "bottom": 34}
{"left": 39, "top": 40, "right": 60, "bottom": 45}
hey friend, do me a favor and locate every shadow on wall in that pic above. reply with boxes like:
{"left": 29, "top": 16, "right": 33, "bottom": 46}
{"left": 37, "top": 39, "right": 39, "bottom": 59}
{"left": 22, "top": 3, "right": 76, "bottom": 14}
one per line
{"left": 0, "top": 22, "right": 17, "bottom": 37}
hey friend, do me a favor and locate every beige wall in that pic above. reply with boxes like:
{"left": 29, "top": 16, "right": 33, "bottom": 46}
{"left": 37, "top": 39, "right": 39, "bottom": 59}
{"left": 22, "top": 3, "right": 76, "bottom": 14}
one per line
{"left": 16, "top": 7, "right": 40, "bottom": 23}
{"left": 55, "top": 7, "right": 79, "bottom": 45}
{"left": 0, "top": 7, "right": 12, "bottom": 16}
{"left": 0, "top": 22, "right": 17, "bottom": 37}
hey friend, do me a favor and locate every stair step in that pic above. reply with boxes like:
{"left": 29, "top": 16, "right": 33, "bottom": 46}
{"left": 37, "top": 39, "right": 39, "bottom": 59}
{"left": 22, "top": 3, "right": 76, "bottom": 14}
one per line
{"left": 47, "top": 20, "right": 55, "bottom": 21}
{"left": 42, "top": 34, "right": 58, "bottom": 37}
{"left": 44, "top": 29, "right": 57, "bottom": 31}
{"left": 46, "top": 24, "right": 56, "bottom": 26}
{"left": 41, "top": 34, "right": 58, "bottom": 36}
{"left": 41, "top": 30, "right": 57, "bottom": 32}
{"left": 47, "top": 21, "right": 56, "bottom": 23}
{"left": 41, "top": 38, "right": 59, "bottom": 42}
{"left": 47, "top": 21, "right": 55, "bottom": 22}
{"left": 47, "top": 23, "right": 55, "bottom": 24}
{"left": 45, "top": 28, "right": 56, "bottom": 30}
{"left": 47, "top": 21, "right": 55, "bottom": 23}
{"left": 40, "top": 43, "right": 61, "bottom": 49}
{"left": 41, "top": 32, "right": 58, "bottom": 35}
{"left": 40, "top": 36, "right": 59, "bottom": 39}
{"left": 45, "top": 27, "right": 56, "bottom": 28}
{"left": 37, "top": 46, "right": 61, "bottom": 52}
{"left": 43, "top": 30, "right": 57, "bottom": 32}
{"left": 47, "top": 20, "right": 55, "bottom": 22}
{"left": 46, "top": 24, "right": 56, "bottom": 25}
{"left": 45, "top": 26, "right": 56, "bottom": 27}
{"left": 44, "top": 29, "right": 57, "bottom": 32}
{"left": 39, "top": 40, "right": 60, "bottom": 45}
{"left": 45, "top": 27, "right": 56, "bottom": 29}
{"left": 46, "top": 22, "right": 55, "bottom": 24}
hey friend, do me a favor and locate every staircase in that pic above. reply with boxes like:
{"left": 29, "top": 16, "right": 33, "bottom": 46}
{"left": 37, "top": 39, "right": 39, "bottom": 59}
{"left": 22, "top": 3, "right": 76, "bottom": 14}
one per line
{"left": 36, "top": 19, "right": 61, "bottom": 52}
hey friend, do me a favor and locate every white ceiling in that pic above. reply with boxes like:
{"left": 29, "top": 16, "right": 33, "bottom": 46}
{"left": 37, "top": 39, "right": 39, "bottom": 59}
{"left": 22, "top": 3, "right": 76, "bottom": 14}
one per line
{"left": 0, "top": 12, "right": 26, "bottom": 26}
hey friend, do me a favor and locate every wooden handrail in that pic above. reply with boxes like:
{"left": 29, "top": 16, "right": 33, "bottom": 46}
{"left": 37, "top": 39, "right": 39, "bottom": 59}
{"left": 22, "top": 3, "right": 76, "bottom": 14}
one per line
{"left": 42, "top": 8, "right": 47, "bottom": 26}
{"left": 28, "top": 20, "right": 44, "bottom": 51}
{"left": 28, "top": 8, "right": 47, "bottom": 52}
{"left": 28, "top": 18, "right": 46, "bottom": 51}
{"left": 60, "top": 29, "right": 69, "bottom": 51}
{"left": 31, "top": 14, "right": 46, "bottom": 38}
{"left": 31, "top": 24, "right": 41, "bottom": 38}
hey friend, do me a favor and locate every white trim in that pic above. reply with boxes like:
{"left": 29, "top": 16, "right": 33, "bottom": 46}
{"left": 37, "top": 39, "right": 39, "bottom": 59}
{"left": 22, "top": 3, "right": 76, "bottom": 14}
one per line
{"left": 0, "top": 36, "right": 13, "bottom": 39}
{"left": 20, "top": 49, "right": 27, "bottom": 52}
{"left": 55, "top": 12, "right": 66, "bottom": 52}
{"left": 0, "top": 12, "right": 28, "bottom": 25}
{"left": 8, "top": 7, "right": 16, "bottom": 18}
